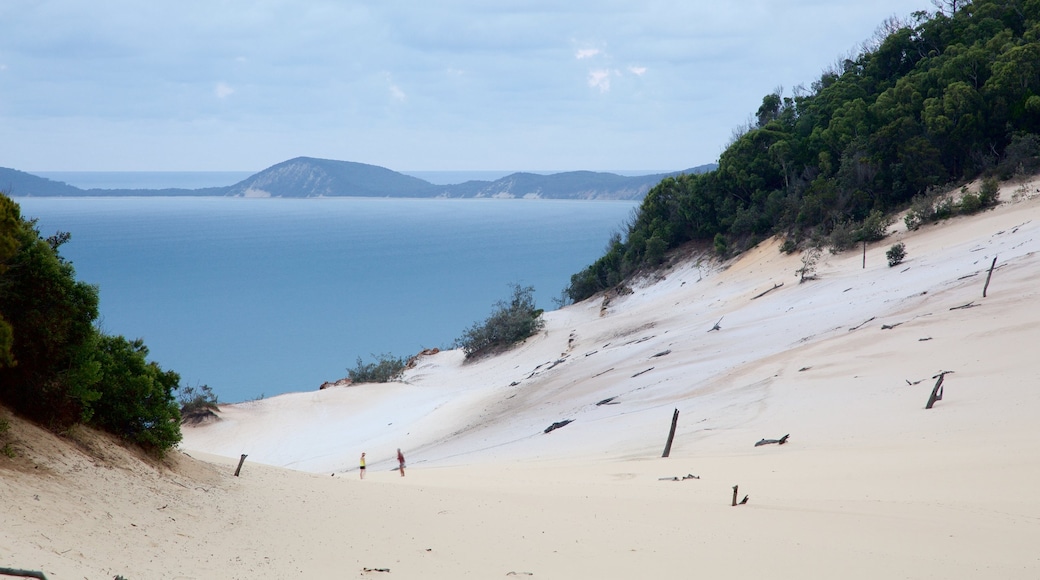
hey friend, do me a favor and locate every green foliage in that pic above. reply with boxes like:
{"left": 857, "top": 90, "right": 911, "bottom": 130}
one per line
{"left": 796, "top": 247, "right": 822, "bottom": 283}
{"left": 0, "top": 193, "right": 185, "bottom": 456}
{"left": 887, "top": 242, "right": 907, "bottom": 267}
{"left": 0, "top": 205, "right": 102, "bottom": 425}
{"left": 713, "top": 233, "right": 728, "bottom": 256}
{"left": 456, "top": 284, "right": 545, "bottom": 360}
{"left": 566, "top": 3, "right": 1040, "bottom": 303}
{"left": 178, "top": 383, "right": 219, "bottom": 421}
{"left": 90, "top": 335, "right": 182, "bottom": 454}
{"left": 347, "top": 353, "right": 407, "bottom": 384}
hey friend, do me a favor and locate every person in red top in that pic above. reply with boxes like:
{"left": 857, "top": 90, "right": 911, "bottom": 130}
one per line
{"left": 397, "top": 448, "right": 405, "bottom": 477}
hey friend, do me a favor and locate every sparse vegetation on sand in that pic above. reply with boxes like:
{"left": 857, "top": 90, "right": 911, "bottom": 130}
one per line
{"left": 456, "top": 283, "right": 544, "bottom": 360}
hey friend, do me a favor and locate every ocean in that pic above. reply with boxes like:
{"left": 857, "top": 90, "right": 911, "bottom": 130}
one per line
{"left": 15, "top": 193, "right": 637, "bottom": 403}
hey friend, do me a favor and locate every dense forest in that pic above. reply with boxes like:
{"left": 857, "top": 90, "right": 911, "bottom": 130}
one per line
{"left": 0, "top": 194, "right": 184, "bottom": 455}
{"left": 567, "top": 0, "right": 1040, "bottom": 302}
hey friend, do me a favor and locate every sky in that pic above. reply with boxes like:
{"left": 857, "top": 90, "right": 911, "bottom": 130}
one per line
{"left": 0, "top": 1, "right": 933, "bottom": 173}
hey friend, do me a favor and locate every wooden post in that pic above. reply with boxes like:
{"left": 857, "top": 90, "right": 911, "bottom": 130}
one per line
{"left": 731, "top": 485, "right": 739, "bottom": 507}
{"left": 862, "top": 241, "right": 866, "bottom": 269}
{"left": 926, "top": 374, "right": 946, "bottom": 409}
{"left": 983, "top": 256, "right": 997, "bottom": 297}
{"left": 662, "top": 409, "right": 679, "bottom": 457}
{"left": 234, "top": 453, "right": 248, "bottom": 476}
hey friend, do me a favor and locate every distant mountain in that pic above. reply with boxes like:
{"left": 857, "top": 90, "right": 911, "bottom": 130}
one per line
{"left": 0, "top": 167, "right": 85, "bottom": 197}
{"left": 2, "top": 158, "right": 717, "bottom": 200}
{"left": 436, "top": 169, "right": 713, "bottom": 200}
{"left": 224, "top": 157, "right": 438, "bottom": 198}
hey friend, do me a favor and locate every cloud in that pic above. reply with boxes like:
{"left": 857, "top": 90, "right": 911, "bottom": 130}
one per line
{"left": 628, "top": 66, "right": 647, "bottom": 76}
{"left": 215, "top": 82, "right": 235, "bottom": 99}
{"left": 386, "top": 74, "right": 406, "bottom": 102}
{"left": 575, "top": 48, "right": 600, "bottom": 60}
{"left": 587, "top": 69, "right": 613, "bottom": 93}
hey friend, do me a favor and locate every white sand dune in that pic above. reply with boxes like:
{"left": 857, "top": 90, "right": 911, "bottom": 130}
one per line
{"left": 4, "top": 179, "right": 1040, "bottom": 579}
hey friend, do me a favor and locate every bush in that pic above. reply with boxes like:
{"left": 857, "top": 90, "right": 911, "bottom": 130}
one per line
{"left": 179, "top": 383, "right": 219, "bottom": 423}
{"left": 796, "top": 247, "right": 821, "bottom": 282}
{"left": 886, "top": 242, "right": 907, "bottom": 267}
{"left": 857, "top": 209, "right": 894, "bottom": 242}
{"left": 347, "top": 353, "right": 407, "bottom": 383}
{"left": 456, "top": 284, "right": 545, "bottom": 359}
{"left": 90, "top": 335, "right": 182, "bottom": 455}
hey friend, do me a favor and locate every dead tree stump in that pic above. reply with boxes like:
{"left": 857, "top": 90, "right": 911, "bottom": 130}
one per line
{"left": 662, "top": 409, "right": 679, "bottom": 458}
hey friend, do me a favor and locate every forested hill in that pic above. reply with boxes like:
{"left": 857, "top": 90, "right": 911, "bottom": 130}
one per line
{"left": 566, "top": 0, "right": 1040, "bottom": 302}
{"left": 1, "top": 158, "right": 715, "bottom": 200}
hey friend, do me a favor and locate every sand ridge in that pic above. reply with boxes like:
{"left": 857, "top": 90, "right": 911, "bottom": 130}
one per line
{"left": 3, "top": 178, "right": 1040, "bottom": 578}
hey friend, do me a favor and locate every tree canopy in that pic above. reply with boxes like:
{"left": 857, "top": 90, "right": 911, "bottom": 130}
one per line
{"left": 567, "top": 0, "right": 1040, "bottom": 302}
{"left": 0, "top": 194, "right": 182, "bottom": 454}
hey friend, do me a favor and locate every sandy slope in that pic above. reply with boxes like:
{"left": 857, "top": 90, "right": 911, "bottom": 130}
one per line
{"left": 3, "top": 178, "right": 1040, "bottom": 579}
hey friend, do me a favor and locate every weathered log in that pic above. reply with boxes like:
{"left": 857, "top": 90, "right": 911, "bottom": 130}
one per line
{"left": 0, "top": 568, "right": 49, "bottom": 580}
{"left": 950, "top": 301, "right": 979, "bottom": 310}
{"left": 234, "top": 453, "right": 248, "bottom": 477}
{"left": 754, "top": 434, "right": 790, "bottom": 447}
{"left": 925, "top": 371, "right": 954, "bottom": 409}
{"left": 632, "top": 367, "right": 654, "bottom": 378}
{"left": 848, "top": 317, "right": 876, "bottom": 331}
{"left": 544, "top": 419, "right": 573, "bottom": 433}
{"left": 732, "top": 485, "right": 739, "bottom": 507}
{"left": 662, "top": 409, "right": 679, "bottom": 458}
{"left": 983, "top": 256, "right": 998, "bottom": 297}
{"left": 751, "top": 282, "right": 784, "bottom": 300}
{"left": 708, "top": 317, "right": 723, "bottom": 332}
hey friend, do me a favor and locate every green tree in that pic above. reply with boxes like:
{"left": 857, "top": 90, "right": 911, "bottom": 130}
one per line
{"left": 0, "top": 207, "right": 101, "bottom": 425}
{"left": 91, "top": 335, "right": 182, "bottom": 454}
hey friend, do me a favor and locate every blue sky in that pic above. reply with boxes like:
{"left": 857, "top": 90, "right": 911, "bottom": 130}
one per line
{"left": 1, "top": 1, "right": 931, "bottom": 172}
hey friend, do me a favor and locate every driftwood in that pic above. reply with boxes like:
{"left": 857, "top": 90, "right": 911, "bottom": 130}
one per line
{"left": 983, "top": 256, "right": 997, "bottom": 297}
{"left": 651, "top": 350, "right": 672, "bottom": 358}
{"left": 754, "top": 434, "right": 790, "bottom": 447}
{"left": 234, "top": 453, "right": 248, "bottom": 477}
{"left": 0, "top": 568, "right": 49, "bottom": 580}
{"left": 659, "top": 474, "right": 699, "bottom": 481}
{"left": 632, "top": 367, "right": 654, "bottom": 378}
{"left": 544, "top": 419, "right": 573, "bottom": 433}
{"left": 708, "top": 317, "right": 723, "bottom": 332}
{"left": 662, "top": 409, "right": 680, "bottom": 458}
{"left": 751, "top": 282, "right": 784, "bottom": 300}
{"left": 881, "top": 322, "right": 903, "bottom": 330}
{"left": 926, "top": 371, "right": 954, "bottom": 409}
{"left": 950, "top": 301, "right": 980, "bottom": 310}
{"left": 596, "top": 396, "right": 617, "bottom": 406}
{"left": 848, "top": 317, "right": 876, "bottom": 331}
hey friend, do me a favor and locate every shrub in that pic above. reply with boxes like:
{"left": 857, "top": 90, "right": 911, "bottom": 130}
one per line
{"left": 179, "top": 383, "right": 219, "bottom": 423}
{"left": 779, "top": 238, "right": 798, "bottom": 254}
{"left": 886, "top": 243, "right": 907, "bottom": 267}
{"left": 857, "top": 209, "right": 894, "bottom": 242}
{"left": 347, "top": 353, "right": 407, "bottom": 384}
{"left": 456, "top": 284, "right": 545, "bottom": 359}
{"left": 796, "top": 247, "right": 821, "bottom": 282}
{"left": 90, "top": 335, "right": 182, "bottom": 455}
{"left": 713, "top": 233, "right": 728, "bottom": 256}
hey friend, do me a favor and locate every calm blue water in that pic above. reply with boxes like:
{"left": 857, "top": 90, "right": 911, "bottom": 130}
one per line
{"left": 15, "top": 196, "right": 636, "bottom": 403}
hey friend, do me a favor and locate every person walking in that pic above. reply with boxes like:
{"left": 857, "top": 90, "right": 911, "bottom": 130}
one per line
{"left": 397, "top": 448, "right": 405, "bottom": 477}
{"left": 359, "top": 452, "right": 366, "bottom": 479}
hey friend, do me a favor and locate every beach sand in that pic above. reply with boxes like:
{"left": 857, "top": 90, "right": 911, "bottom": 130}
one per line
{"left": 3, "top": 178, "right": 1040, "bottom": 578}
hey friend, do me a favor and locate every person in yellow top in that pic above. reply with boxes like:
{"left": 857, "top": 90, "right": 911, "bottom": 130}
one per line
{"left": 359, "top": 452, "right": 366, "bottom": 479}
